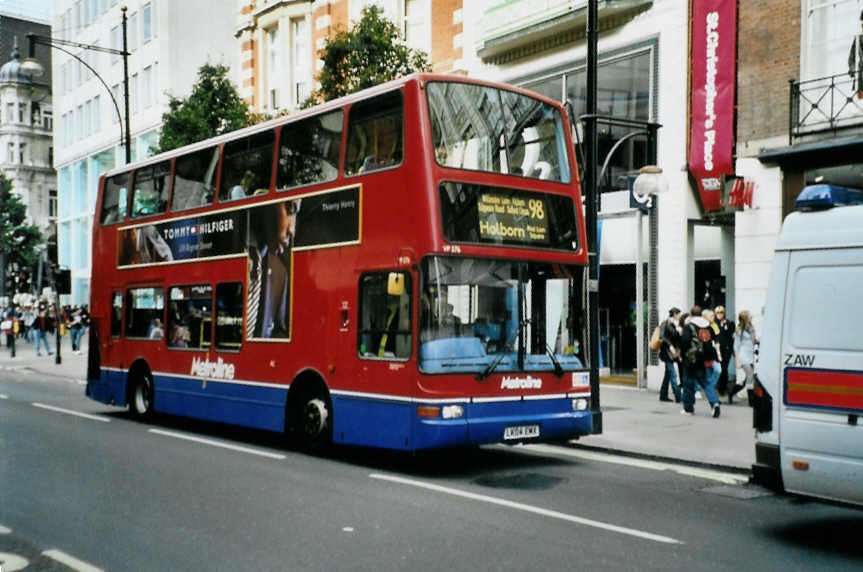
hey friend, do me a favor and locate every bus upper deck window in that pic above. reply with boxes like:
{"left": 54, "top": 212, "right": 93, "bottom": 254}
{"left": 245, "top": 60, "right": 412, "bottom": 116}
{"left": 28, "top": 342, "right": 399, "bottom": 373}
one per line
{"left": 172, "top": 146, "right": 219, "bottom": 212}
{"left": 131, "top": 160, "right": 171, "bottom": 218}
{"left": 220, "top": 131, "right": 276, "bottom": 201}
{"left": 345, "top": 91, "right": 404, "bottom": 176}
{"left": 101, "top": 172, "right": 130, "bottom": 224}
{"left": 277, "top": 110, "right": 343, "bottom": 190}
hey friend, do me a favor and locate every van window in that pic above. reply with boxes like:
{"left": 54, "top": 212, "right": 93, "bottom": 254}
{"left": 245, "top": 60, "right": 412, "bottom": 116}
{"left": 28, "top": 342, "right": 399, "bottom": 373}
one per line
{"left": 171, "top": 146, "right": 219, "bottom": 211}
{"left": 345, "top": 91, "right": 403, "bottom": 176}
{"left": 790, "top": 265, "right": 863, "bottom": 351}
{"left": 220, "top": 131, "right": 276, "bottom": 201}
{"left": 131, "top": 160, "right": 171, "bottom": 218}
{"left": 277, "top": 110, "right": 343, "bottom": 190}
{"left": 101, "top": 172, "right": 129, "bottom": 224}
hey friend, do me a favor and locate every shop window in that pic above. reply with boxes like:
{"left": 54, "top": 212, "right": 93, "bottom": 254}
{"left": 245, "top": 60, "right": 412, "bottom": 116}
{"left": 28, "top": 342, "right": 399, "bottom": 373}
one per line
{"left": 215, "top": 282, "right": 243, "bottom": 350}
{"left": 220, "top": 131, "right": 276, "bottom": 201}
{"left": 358, "top": 272, "right": 412, "bottom": 360}
{"left": 101, "top": 172, "right": 129, "bottom": 224}
{"left": 111, "top": 291, "right": 122, "bottom": 337}
{"left": 125, "top": 286, "right": 165, "bottom": 339}
{"left": 171, "top": 146, "right": 218, "bottom": 211}
{"left": 130, "top": 160, "right": 170, "bottom": 218}
{"left": 345, "top": 91, "right": 403, "bottom": 175}
{"left": 276, "top": 110, "right": 343, "bottom": 190}
{"left": 167, "top": 284, "right": 212, "bottom": 349}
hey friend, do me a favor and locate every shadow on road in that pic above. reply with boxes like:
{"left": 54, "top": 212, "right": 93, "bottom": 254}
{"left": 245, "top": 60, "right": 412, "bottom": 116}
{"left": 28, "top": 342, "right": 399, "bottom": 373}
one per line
{"left": 765, "top": 516, "right": 863, "bottom": 560}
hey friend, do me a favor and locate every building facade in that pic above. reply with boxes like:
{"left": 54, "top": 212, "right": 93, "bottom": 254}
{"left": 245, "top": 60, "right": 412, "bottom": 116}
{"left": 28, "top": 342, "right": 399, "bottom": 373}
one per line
{"left": 236, "top": 0, "right": 465, "bottom": 115}
{"left": 0, "top": 13, "right": 55, "bottom": 266}
{"left": 52, "top": 0, "right": 237, "bottom": 304}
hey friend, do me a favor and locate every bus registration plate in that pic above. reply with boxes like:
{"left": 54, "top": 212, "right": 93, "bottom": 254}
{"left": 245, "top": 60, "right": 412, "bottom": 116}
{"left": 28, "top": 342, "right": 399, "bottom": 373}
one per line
{"left": 504, "top": 424, "right": 540, "bottom": 440}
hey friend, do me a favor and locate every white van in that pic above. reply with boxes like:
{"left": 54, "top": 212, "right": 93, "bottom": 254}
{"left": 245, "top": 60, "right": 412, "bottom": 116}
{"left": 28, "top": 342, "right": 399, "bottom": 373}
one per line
{"left": 753, "top": 184, "right": 863, "bottom": 506}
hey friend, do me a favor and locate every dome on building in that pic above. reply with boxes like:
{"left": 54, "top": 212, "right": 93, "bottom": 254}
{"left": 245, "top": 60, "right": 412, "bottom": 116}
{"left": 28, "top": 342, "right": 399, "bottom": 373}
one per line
{"left": 0, "top": 40, "right": 34, "bottom": 84}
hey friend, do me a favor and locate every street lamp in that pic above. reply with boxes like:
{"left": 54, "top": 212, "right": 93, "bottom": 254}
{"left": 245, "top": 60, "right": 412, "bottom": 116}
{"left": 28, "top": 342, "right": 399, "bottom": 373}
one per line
{"left": 632, "top": 165, "right": 668, "bottom": 389}
{"left": 20, "top": 6, "right": 131, "bottom": 164}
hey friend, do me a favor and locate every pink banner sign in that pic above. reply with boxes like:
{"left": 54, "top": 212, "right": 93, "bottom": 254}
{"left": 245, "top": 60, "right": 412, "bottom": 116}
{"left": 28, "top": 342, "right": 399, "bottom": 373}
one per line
{"left": 689, "top": 0, "right": 737, "bottom": 212}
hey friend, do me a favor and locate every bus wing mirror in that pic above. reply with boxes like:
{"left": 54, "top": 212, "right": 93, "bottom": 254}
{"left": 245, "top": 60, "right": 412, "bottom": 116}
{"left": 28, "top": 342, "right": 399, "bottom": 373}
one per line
{"left": 387, "top": 272, "right": 405, "bottom": 296}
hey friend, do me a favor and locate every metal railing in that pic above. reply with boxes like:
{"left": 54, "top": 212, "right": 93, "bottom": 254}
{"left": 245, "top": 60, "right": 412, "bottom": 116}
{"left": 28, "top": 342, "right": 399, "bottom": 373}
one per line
{"left": 790, "top": 71, "right": 863, "bottom": 143}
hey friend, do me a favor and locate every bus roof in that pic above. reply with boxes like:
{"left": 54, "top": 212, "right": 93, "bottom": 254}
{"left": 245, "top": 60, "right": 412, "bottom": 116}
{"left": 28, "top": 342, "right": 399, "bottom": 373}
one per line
{"left": 102, "top": 73, "right": 567, "bottom": 180}
{"left": 776, "top": 203, "right": 863, "bottom": 251}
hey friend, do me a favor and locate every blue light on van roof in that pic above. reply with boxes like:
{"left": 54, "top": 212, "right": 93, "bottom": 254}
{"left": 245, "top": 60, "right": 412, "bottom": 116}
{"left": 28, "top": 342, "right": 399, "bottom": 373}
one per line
{"left": 794, "top": 184, "right": 863, "bottom": 210}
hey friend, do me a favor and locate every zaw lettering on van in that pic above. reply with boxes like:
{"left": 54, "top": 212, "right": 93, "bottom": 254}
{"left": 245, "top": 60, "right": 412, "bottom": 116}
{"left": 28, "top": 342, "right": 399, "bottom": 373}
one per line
{"left": 784, "top": 353, "right": 815, "bottom": 367}
{"left": 784, "top": 367, "right": 863, "bottom": 413}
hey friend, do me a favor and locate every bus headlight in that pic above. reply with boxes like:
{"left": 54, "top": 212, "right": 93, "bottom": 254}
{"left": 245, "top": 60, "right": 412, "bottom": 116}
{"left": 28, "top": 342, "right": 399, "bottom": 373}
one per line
{"left": 572, "top": 398, "right": 588, "bottom": 411}
{"left": 442, "top": 405, "right": 465, "bottom": 419}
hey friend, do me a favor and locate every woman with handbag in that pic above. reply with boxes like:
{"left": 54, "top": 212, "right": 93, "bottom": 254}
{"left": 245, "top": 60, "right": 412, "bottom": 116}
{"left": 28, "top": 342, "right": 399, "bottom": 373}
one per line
{"left": 658, "top": 307, "right": 683, "bottom": 403}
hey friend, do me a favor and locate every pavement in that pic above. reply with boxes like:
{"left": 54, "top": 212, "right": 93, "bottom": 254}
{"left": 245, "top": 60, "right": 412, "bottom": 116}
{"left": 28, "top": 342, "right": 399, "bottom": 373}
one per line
{"left": 0, "top": 338, "right": 755, "bottom": 472}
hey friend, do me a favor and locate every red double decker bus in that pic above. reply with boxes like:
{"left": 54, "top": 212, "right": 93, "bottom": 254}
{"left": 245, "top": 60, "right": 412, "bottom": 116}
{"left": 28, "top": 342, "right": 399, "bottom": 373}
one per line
{"left": 86, "top": 73, "right": 598, "bottom": 450}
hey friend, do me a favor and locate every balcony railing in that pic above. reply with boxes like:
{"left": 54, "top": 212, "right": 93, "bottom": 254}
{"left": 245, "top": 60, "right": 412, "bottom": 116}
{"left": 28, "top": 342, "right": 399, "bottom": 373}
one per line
{"left": 790, "top": 71, "right": 863, "bottom": 142}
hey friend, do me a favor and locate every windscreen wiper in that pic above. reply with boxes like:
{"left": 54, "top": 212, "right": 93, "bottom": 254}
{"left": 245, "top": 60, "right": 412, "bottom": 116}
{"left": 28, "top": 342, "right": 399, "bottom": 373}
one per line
{"left": 476, "top": 324, "right": 522, "bottom": 381}
{"left": 545, "top": 343, "right": 564, "bottom": 378}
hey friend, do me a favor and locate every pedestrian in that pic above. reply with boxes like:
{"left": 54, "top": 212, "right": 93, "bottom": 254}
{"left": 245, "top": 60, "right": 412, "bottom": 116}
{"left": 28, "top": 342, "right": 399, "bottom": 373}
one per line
{"left": 658, "top": 307, "right": 683, "bottom": 403}
{"left": 701, "top": 308, "right": 723, "bottom": 398}
{"left": 31, "top": 309, "right": 54, "bottom": 356}
{"left": 714, "top": 306, "right": 735, "bottom": 395}
{"left": 732, "top": 310, "right": 759, "bottom": 404}
{"left": 680, "top": 305, "right": 721, "bottom": 417}
{"left": 69, "top": 306, "right": 84, "bottom": 354}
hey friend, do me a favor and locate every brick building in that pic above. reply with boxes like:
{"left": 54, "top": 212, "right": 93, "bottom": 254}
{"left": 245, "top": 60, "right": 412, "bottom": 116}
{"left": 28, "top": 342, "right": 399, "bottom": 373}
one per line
{"left": 236, "top": 0, "right": 465, "bottom": 115}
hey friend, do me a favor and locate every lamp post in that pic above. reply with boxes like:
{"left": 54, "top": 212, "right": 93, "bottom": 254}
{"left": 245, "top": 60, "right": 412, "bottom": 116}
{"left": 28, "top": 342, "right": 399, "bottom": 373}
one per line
{"left": 632, "top": 166, "right": 668, "bottom": 389}
{"left": 21, "top": 7, "right": 131, "bottom": 164}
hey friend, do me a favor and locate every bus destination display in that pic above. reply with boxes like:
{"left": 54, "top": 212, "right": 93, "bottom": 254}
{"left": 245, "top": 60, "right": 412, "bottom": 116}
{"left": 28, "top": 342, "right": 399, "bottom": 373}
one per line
{"left": 477, "top": 192, "right": 548, "bottom": 245}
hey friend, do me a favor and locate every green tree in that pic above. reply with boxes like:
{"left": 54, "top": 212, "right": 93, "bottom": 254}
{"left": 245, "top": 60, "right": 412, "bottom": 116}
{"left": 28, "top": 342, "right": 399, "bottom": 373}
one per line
{"left": 154, "top": 63, "right": 251, "bottom": 154}
{"left": 0, "top": 173, "right": 43, "bottom": 292}
{"left": 309, "top": 5, "right": 430, "bottom": 105}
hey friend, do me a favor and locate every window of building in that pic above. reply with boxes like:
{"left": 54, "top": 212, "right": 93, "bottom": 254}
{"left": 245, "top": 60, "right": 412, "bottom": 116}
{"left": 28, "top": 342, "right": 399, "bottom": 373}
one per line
{"left": 292, "top": 18, "right": 308, "bottom": 105}
{"left": 277, "top": 110, "right": 343, "bottom": 190}
{"left": 403, "top": 0, "right": 428, "bottom": 53}
{"left": 111, "top": 291, "right": 122, "bottom": 337}
{"left": 266, "top": 26, "right": 280, "bottom": 109}
{"left": 131, "top": 160, "right": 170, "bottom": 218}
{"left": 100, "top": 171, "right": 129, "bottom": 224}
{"left": 7, "top": 142, "right": 14, "bottom": 163}
{"left": 110, "top": 26, "right": 120, "bottom": 64}
{"left": 215, "top": 282, "right": 243, "bottom": 350}
{"left": 93, "top": 95, "right": 101, "bottom": 133}
{"left": 358, "top": 272, "right": 412, "bottom": 359}
{"left": 172, "top": 146, "right": 219, "bottom": 211}
{"left": 6, "top": 103, "right": 13, "bottom": 123}
{"left": 43, "top": 110, "right": 53, "bottom": 130}
{"left": 167, "top": 284, "right": 212, "bottom": 349}
{"left": 129, "top": 12, "right": 138, "bottom": 51}
{"left": 125, "top": 286, "right": 165, "bottom": 339}
{"left": 523, "top": 48, "right": 653, "bottom": 193}
{"left": 220, "top": 130, "right": 276, "bottom": 200}
{"left": 142, "top": 66, "right": 152, "bottom": 108}
{"left": 142, "top": 3, "right": 153, "bottom": 43}
{"left": 17, "top": 103, "right": 26, "bottom": 124}
{"left": 804, "top": 0, "right": 863, "bottom": 80}
{"left": 18, "top": 142, "right": 26, "bottom": 164}
{"left": 345, "top": 90, "right": 404, "bottom": 175}
{"left": 131, "top": 73, "right": 139, "bottom": 113}
{"left": 49, "top": 189, "right": 57, "bottom": 218}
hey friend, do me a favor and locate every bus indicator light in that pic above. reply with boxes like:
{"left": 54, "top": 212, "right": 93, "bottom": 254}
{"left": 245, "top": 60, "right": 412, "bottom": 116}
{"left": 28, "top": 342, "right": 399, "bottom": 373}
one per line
{"left": 417, "top": 405, "right": 441, "bottom": 418}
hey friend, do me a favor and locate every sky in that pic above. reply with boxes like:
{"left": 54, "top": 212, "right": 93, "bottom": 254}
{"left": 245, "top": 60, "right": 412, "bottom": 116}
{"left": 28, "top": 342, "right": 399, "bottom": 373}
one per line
{"left": 0, "top": 0, "right": 52, "bottom": 22}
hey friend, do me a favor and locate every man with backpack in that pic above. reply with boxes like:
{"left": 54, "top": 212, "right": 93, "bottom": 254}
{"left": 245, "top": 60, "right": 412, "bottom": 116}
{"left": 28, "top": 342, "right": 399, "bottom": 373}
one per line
{"left": 680, "top": 305, "right": 721, "bottom": 418}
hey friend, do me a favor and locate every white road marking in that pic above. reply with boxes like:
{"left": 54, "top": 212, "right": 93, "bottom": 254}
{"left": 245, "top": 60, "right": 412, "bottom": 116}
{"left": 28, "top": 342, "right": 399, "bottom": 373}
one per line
{"left": 369, "top": 473, "right": 682, "bottom": 544}
{"left": 518, "top": 444, "right": 750, "bottom": 485}
{"left": 0, "top": 552, "right": 29, "bottom": 572}
{"left": 148, "top": 429, "right": 287, "bottom": 460}
{"left": 31, "top": 403, "right": 111, "bottom": 423}
{"left": 42, "top": 549, "right": 104, "bottom": 572}
{"left": 0, "top": 524, "right": 11, "bottom": 533}
{"left": 0, "top": 394, "right": 8, "bottom": 399}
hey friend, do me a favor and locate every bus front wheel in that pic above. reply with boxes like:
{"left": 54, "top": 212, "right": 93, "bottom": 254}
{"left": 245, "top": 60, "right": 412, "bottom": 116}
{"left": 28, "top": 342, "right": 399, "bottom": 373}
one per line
{"left": 129, "top": 370, "right": 154, "bottom": 420}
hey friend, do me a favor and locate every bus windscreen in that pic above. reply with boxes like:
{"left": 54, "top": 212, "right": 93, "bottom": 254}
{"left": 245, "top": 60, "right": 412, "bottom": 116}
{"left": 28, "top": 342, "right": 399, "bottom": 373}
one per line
{"left": 427, "top": 81, "right": 571, "bottom": 183}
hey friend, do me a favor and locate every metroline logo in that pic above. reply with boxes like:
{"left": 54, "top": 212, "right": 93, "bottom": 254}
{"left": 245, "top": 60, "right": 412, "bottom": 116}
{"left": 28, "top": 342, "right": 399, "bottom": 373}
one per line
{"left": 190, "top": 356, "right": 235, "bottom": 380}
{"left": 501, "top": 375, "right": 542, "bottom": 390}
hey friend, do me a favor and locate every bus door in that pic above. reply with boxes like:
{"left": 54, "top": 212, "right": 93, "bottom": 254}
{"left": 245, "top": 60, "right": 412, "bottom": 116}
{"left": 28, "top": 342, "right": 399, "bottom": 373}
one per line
{"left": 779, "top": 246, "right": 863, "bottom": 504}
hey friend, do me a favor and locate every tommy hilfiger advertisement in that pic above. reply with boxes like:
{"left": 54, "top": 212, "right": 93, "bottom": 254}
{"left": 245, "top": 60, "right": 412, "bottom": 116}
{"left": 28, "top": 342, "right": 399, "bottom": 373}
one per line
{"left": 117, "top": 186, "right": 361, "bottom": 268}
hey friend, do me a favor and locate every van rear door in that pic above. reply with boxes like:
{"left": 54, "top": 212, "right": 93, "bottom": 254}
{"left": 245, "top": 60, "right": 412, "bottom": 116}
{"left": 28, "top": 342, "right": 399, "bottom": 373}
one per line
{"left": 780, "top": 247, "right": 863, "bottom": 505}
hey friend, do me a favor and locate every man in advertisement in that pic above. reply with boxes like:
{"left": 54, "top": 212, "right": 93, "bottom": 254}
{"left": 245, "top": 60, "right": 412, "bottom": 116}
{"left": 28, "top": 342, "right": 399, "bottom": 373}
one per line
{"left": 246, "top": 199, "right": 300, "bottom": 339}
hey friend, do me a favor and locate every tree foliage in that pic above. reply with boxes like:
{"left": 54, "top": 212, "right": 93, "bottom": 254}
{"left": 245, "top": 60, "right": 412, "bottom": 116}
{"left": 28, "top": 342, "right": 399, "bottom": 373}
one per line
{"left": 0, "top": 173, "right": 43, "bottom": 270}
{"left": 154, "top": 63, "right": 251, "bottom": 154}
{"left": 309, "top": 5, "right": 431, "bottom": 105}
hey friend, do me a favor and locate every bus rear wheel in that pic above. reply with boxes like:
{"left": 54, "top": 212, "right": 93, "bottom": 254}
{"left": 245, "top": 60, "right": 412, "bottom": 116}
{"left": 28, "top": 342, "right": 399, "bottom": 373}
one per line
{"left": 129, "top": 370, "right": 154, "bottom": 420}
{"left": 291, "top": 387, "right": 332, "bottom": 451}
